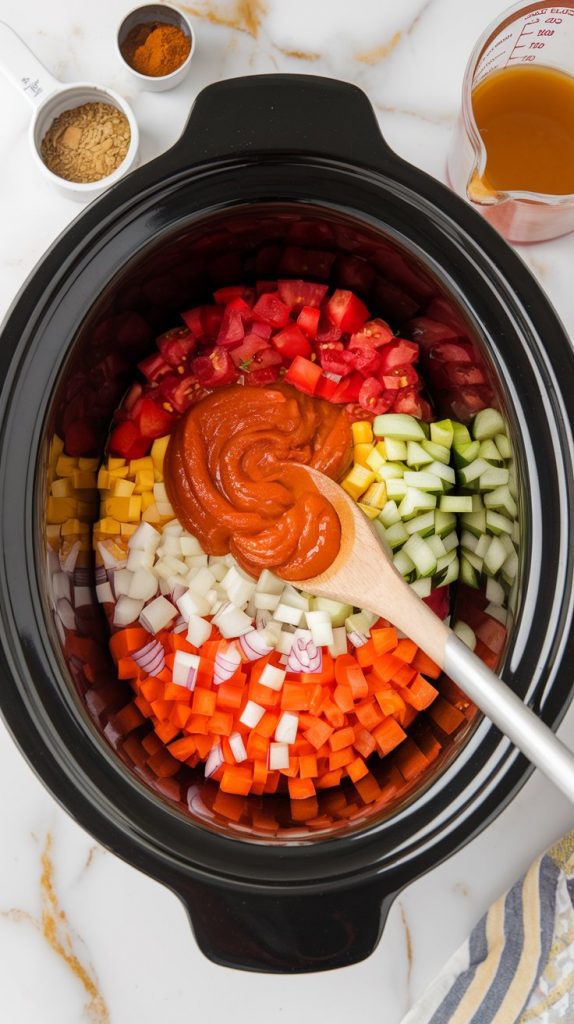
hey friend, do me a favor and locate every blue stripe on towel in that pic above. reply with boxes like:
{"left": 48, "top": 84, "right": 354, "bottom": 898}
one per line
{"left": 428, "top": 916, "right": 489, "bottom": 1024}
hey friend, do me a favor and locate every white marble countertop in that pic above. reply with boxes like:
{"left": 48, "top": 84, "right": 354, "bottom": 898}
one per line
{"left": 0, "top": 0, "right": 573, "bottom": 1021}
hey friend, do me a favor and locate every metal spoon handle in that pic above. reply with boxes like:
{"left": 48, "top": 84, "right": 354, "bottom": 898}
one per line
{"left": 445, "top": 634, "right": 574, "bottom": 802}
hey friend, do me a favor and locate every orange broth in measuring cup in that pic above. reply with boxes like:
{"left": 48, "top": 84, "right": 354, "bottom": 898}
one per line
{"left": 471, "top": 64, "right": 574, "bottom": 194}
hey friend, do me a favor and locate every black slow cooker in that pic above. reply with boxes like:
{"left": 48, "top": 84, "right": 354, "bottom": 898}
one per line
{"left": 1, "top": 75, "right": 574, "bottom": 974}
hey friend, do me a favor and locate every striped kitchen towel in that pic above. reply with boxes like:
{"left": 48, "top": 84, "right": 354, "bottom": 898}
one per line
{"left": 401, "top": 831, "right": 574, "bottom": 1024}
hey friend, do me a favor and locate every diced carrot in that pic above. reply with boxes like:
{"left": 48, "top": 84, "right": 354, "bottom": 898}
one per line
{"left": 323, "top": 696, "right": 346, "bottom": 726}
{"left": 329, "top": 746, "right": 355, "bottom": 770}
{"left": 253, "top": 711, "right": 278, "bottom": 738}
{"left": 292, "top": 738, "right": 315, "bottom": 756}
{"left": 281, "top": 682, "right": 312, "bottom": 711}
{"left": 134, "top": 695, "right": 153, "bottom": 717}
{"left": 263, "top": 771, "right": 280, "bottom": 794}
{"left": 354, "top": 699, "right": 384, "bottom": 731}
{"left": 192, "top": 687, "right": 217, "bottom": 717}
{"left": 171, "top": 703, "right": 192, "bottom": 730}
{"left": 168, "top": 736, "right": 198, "bottom": 761}
{"left": 371, "top": 626, "right": 398, "bottom": 657}
{"left": 213, "top": 790, "right": 245, "bottom": 821}
{"left": 353, "top": 723, "right": 377, "bottom": 759}
{"left": 394, "top": 638, "right": 417, "bottom": 663}
{"left": 216, "top": 682, "right": 244, "bottom": 710}
{"left": 372, "top": 652, "right": 404, "bottom": 683}
{"left": 394, "top": 738, "right": 430, "bottom": 781}
{"left": 392, "top": 664, "right": 416, "bottom": 688}
{"left": 140, "top": 677, "right": 164, "bottom": 702}
{"left": 208, "top": 710, "right": 234, "bottom": 736}
{"left": 308, "top": 684, "right": 326, "bottom": 715}
{"left": 195, "top": 735, "right": 214, "bottom": 758}
{"left": 316, "top": 769, "right": 343, "bottom": 789}
{"left": 335, "top": 655, "right": 368, "bottom": 698}
{"left": 355, "top": 639, "right": 376, "bottom": 667}
{"left": 142, "top": 732, "right": 163, "bottom": 756}
{"left": 303, "top": 718, "right": 334, "bottom": 750}
{"left": 246, "top": 731, "right": 269, "bottom": 761}
{"left": 220, "top": 766, "right": 252, "bottom": 795}
{"left": 288, "top": 777, "right": 316, "bottom": 800}
{"left": 300, "top": 652, "right": 334, "bottom": 685}
{"left": 474, "top": 639, "right": 500, "bottom": 670}
{"left": 117, "top": 656, "right": 138, "bottom": 680}
{"left": 147, "top": 748, "right": 180, "bottom": 777}
{"left": 109, "top": 627, "right": 149, "bottom": 662}
{"left": 347, "top": 756, "right": 369, "bottom": 782}
{"left": 150, "top": 698, "right": 173, "bottom": 721}
{"left": 427, "top": 697, "right": 466, "bottom": 734}
{"left": 416, "top": 729, "right": 442, "bottom": 764}
{"left": 163, "top": 682, "right": 193, "bottom": 703}
{"left": 373, "top": 718, "right": 407, "bottom": 755}
{"left": 403, "top": 674, "right": 438, "bottom": 711}
{"left": 333, "top": 685, "right": 354, "bottom": 713}
{"left": 299, "top": 753, "right": 318, "bottom": 778}
{"left": 411, "top": 649, "right": 441, "bottom": 679}
{"left": 249, "top": 679, "right": 281, "bottom": 708}
{"left": 375, "top": 689, "right": 407, "bottom": 717}
{"left": 329, "top": 726, "right": 355, "bottom": 752}
{"left": 280, "top": 756, "right": 299, "bottom": 778}
{"left": 109, "top": 702, "right": 144, "bottom": 734}
{"left": 396, "top": 703, "right": 418, "bottom": 729}
{"left": 354, "top": 772, "right": 383, "bottom": 804}
{"left": 290, "top": 796, "right": 319, "bottom": 821}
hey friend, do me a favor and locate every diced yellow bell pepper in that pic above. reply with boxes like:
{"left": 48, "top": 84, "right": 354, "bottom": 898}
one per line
{"left": 142, "top": 502, "right": 161, "bottom": 524}
{"left": 61, "top": 518, "right": 90, "bottom": 536}
{"left": 51, "top": 477, "right": 73, "bottom": 498}
{"left": 49, "top": 435, "right": 65, "bottom": 463}
{"left": 375, "top": 441, "right": 387, "bottom": 459}
{"left": 78, "top": 457, "right": 99, "bottom": 471}
{"left": 151, "top": 435, "right": 170, "bottom": 470}
{"left": 47, "top": 497, "right": 79, "bottom": 523}
{"left": 108, "top": 465, "right": 129, "bottom": 480}
{"left": 108, "top": 458, "right": 126, "bottom": 470}
{"left": 362, "top": 481, "right": 388, "bottom": 510}
{"left": 120, "top": 522, "right": 138, "bottom": 538}
{"left": 366, "top": 449, "right": 385, "bottom": 473}
{"left": 141, "top": 491, "right": 155, "bottom": 511}
{"left": 104, "top": 496, "right": 142, "bottom": 522}
{"left": 73, "top": 470, "right": 97, "bottom": 490}
{"left": 111, "top": 478, "right": 135, "bottom": 497}
{"left": 55, "top": 456, "right": 78, "bottom": 477}
{"left": 133, "top": 469, "right": 155, "bottom": 493}
{"left": 97, "top": 467, "right": 110, "bottom": 490}
{"left": 341, "top": 465, "right": 376, "bottom": 501}
{"left": 358, "top": 502, "right": 380, "bottom": 520}
{"left": 77, "top": 500, "right": 98, "bottom": 519}
{"left": 129, "top": 457, "right": 154, "bottom": 475}
{"left": 351, "top": 421, "right": 373, "bottom": 445}
{"left": 353, "top": 443, "right": 374, "bottom": 468}
{"left": 98, "top": 517, "right": 122, "bottom": 535}
{"left": 46, "top": 524, "right": 61, "bottom": 545}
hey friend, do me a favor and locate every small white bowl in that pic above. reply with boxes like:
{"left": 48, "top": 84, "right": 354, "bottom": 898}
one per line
{"left": 117, "top": 4, "right": 195, "bottom": 92}
{"left": 32, "top": 84, "right": 140, "bottom": 201}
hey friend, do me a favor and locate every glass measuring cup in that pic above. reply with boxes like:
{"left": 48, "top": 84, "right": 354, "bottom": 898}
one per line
{"left": 0, "top": 22, "right": 139, "bottom": 200}
{"left": 448, "top": 1, "right": 574, "bottom": 243}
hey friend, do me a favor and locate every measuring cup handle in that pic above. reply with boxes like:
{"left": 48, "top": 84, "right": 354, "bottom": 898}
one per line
{"left": 0, "top": 21, "right": 60, "bottom": 108}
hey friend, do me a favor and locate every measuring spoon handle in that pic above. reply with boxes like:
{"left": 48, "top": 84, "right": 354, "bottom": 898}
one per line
{"left": 0, "top": 21, "right": 60, "bottom": 108}
{"left": 444, "top": 634, "right": 574, "bottom": 804}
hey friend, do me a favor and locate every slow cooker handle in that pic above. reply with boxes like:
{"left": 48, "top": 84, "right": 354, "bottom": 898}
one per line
{"left": 169, "top": 74, "right": 396, "bottom": 170}
{"left": 176, "top": 874, "right": 398, "bottom": 973}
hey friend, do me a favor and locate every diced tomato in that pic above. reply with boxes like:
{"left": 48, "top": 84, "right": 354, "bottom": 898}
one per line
{"left": 358, "top": 378, "right": 394, "bottom": 414}
{"left": 444, "top": 386, "right": 492, "bottom": 422}
{"left": 156, "top": 327, "right": 195, "bottom": 367}
{"left": 271, "top": 324, "right": 312, "bottom": 361}
{"left": 213, "top": 286, "right": 255, "bottom": 306}
{"left": 108, "top": 420, "right": 150, "bottom": 460}
{"left": 138, "top": 352, "right": 172, "bottom": 383}
{"left": 279, "top": 247, "right": 336, "bottom": 280}
{"left": 425, "top": 296, "right": 469, "bottom": 334}
{"left": 330, "top": 371, "right": 364, "bottom": 403}
{"left": 159, "top": 373, "right": 206, "bottom": 414}
{"left": 255, "top": 279, "right": 277, "bottom": 295}
{"left": 252, "top": 292, "right": 290, "bottom": 328}
{"left": 378, "top": 339, "right": 419, "bottom": 373}
{"left": 277, "top": 279, "right": 328, "bottom": 311}
{"left": 382, "top": 365, "right": 419, "bottom": 390}
{"left": 430, "top": 362, "right": 487, "bottom": 388}
{"left": 428, "top": 341, "right": 476, "bottom": 364}
{"left": 423, "top": 587, "right": 450, "bottom": 620}
{"left": 316, "top": 313, "right": 342, "bottom": 344}
{"left": 407, "top": 317, "right": 460, "bottom": 350}
{"left": 315, "top": 375, "right": 339, "bottom": 400}
{"left": 216, "top": 306, "right": 246, "bottom": 348}
{"left": 392, "top": 387, "right": 432, "bottom": 420}
{"left": 297, "top": 305, "right": 321, "bottom": 340}
{"left": 251, "top": 321, "right": 272, "bottom": 339}
{"left": 371, "top": 278, "right": 420, "bottom": 322}
{"left": 123, "top": 383, "right": 143, "bottom": 413}
{"left": 252, "top": 348, "right": 283, "bottom": 369}
{"left": 284, "top": 355, "right": 322, "bottom": 395}
{"left": 324, "top": 289, "right": 369, "bottom": 334}
{"left": 182, "top": 305, "right": 223, "bottom": 339}
{"left": 135, "top": 398, "right": 175, "bottom": 439}
{"left": 249, "top": 366, "right": 281, "bottom": 385}
{"left": 349, "top": 318, "right": 394, "bottom": 350}
{"left": 318, "top": 343, "right": 355, "bottom": 377}
{"left": 335, "top": 255, "right": 375, "bottom": 294}
{"left": 192, "top": 348, "right": 238, "bottom": 388}
{"left": 230, "top": 333, "right": 270, "bottom": 368}
{"left": 64, "top": 419, "right": 99, "bottom": 457}
{"left": 351, "top": 347, "right": 383, "bottom": 378}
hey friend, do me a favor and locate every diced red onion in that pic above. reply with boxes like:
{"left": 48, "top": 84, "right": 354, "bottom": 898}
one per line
{"left": 287, "top": 636, "right": 322, "bottom": 674}
{"left": 73, "top": 567, "right": 91, "bottom": 587}
{"left": 133, "top": 639, "right": 165, "bottom": 675}
{"left": 95, "top": 565, "right": 107, "bottom": 585}
{"left": 255, "top": 609, "right": 272, "bottom": 631}
{"left": 214, "top": 644, "right": 241, "bottom": 684}
{"left": 348, "top": 629, "right": 369, "bottom": 648}
{"left": 238, "top": 629, "right": 273, "bottom": 662}
{"left": 205, "top": 743, "right": 223, "bottom": 778}
{"left": 60, "top": 541, "right": 81, "bottom": 574}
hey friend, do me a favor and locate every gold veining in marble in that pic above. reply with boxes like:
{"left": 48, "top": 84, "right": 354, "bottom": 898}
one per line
{"left": 179, "top": 0, "right": 266, "bottom": 38}
{"left": 354, "top": 0, "right": 435, "bottom": 64}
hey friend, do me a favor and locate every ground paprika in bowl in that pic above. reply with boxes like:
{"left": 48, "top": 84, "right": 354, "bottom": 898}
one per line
{"left": 117, "top": 3, "right": 194, "bottom": 91}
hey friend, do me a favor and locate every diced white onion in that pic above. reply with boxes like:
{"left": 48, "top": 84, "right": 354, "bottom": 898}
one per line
{"left": 74, "top": 586, "right": 93, "bottom": 608}
{"left": 52, "top": 572, "right": 71, "bottom": 603}
{"left": 229, "top": 732, "right": 247, "bottom": 763}
{"left": 96, "top": 581, "right": 114, "bottom": 604}
{"left": 60, "top": 541, "right": 81, "bottom": 574}
{"left": 128, "top": 568, "right": 159, "bottom": 602}
{"left": 114, "top": 595, "right": 144, "bottom": 627}
{"left": 255, "top": 569, "right": 284, "bottom": 595}
{"left": 269, "top": 742, "right": 289, "bottom": 770}
{"left": 177, "top": 589, "right": 212, "bottom": 620}
{"left": 259, "top": 664, "right": 285, "bottom": 691}
{"left": 139, "top": 596, "right": 177, "bottom": 634}
{"left": 188, "top": 567, "right": 216, "bottom": 595}
{"left": 212, "top": 604, "right": 253, "bottom": 639}
{"left": 180, "top": 534, "right": 204, "bottom": 556}
{"left": 239, "top": 700, "right": 265, "bottom": 728}
{"left": 97, "top": 541, "right": 127, "bottom": 570}
{"left": 221, "top": 565, "right": 257, "bottom": 607}
{"left": 275, "top": 711, "right": 298, "bottom": 744}
{"left": 187, "top": 614, "right": 212, "bottom": 647}
{"left": 127, "top": 522, "right": 161, "bottom": 553}
{"left": 348, "top": 629, "right": 370, "bottom": 648}
{"left": 328, "top": 626, "right": 348, "bottom": 658}
{"left": 254, "top": 592, "right": 281, "bottom": 611}
{"left": 274, "top": 603, "right": 304, "bottom": 627}
{"left": 56, "top": 598, "right": 76, "bottom": 630}
{"left": 173, "top": 651, "right": 200, "bottom": 689}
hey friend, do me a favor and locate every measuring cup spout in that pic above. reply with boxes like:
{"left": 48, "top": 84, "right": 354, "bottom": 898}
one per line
{"left": 0, "top": 21, "right": 60, "bottom": 108}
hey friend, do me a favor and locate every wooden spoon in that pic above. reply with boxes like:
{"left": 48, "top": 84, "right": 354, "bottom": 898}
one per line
{"left": 299, "top": 466, "right": 574, "bottom": 802}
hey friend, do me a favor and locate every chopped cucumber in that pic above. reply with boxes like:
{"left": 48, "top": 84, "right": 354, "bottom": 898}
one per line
{"left": 399, "top": 488, "right": 438, "bottom": 519}
{"left": 460, "top": 529, "right": 479, "bottom": 554}
{"left": 422, "top": 439, "right": 451, "bottom": 464}
{"left": 386, "top": 479, "right": 408, "bottom": 500}
{"left": 434, "top": 510, "right": 456, "bottom": 537}
{"left": 453, "top": 620, "right": 476, "bottom": 650}
{"left": 410, "top": 577, "right": 432, "bottom": 598}
{"left": 475, "top": 534, "right": 491, "bottom": 559}
{"left": 460, "top": 554, "right": 479, "bottom": 588}
{"left": 394, "top": 549, "right": 415, "bottom": 578}
{"left": 471, "top": 494, "right": 485, "bottom": 511}
{"left": 483, "top": 536, "right": 507, "bottom": 576}
{"left": 502, "top": 549, "right": 519, "bottom": 583}
{"left": 310, "top": 596, "right": 353, "bottom": 627}
{"left": 379, "top": 500, "right": 401, "bottom": 527}
{"left": 473, "top": 408, "right": 506, "bottom": 440}
{"left": 453, "top": 440, "right": 480, "bottom": 468}
{"left": 464, "top": 550, "right": 484, "bottom": 573}
{"left": 405, "top": 510, "right": 436, "bottom": 536}
{"left": 404, "top": 470, "right": 444, "bottom": 492}
{"left": 346, "top": 611, "right": 373, "bottom": 635}
{"left": 499, "top": 534, "right": 516, "bottom": 557}
{"left": 486, "top": 510, "right": 513, "bottom": 536}
{"left": 373, "top": 414, "right": 425, "bottom": 441}
{"left": 366, "top": 448, "right": 385, "bottom": 473}
{"left": 377, "top": 462, "right": 405, "bottom": 480}
{"left": 495, "top": 433, "right": 512, "bottom": 459}
{"left": 458, "top": 457, "right": 490, "bottom": 485}
{"left": 436, "top": 549, "right": 457, "bottom": 571}
{"left": 483, "top": 485, "right": 517, "bottom": 519}
{"left": 485, "top": 602, "right": 507, "bottom": 626}
{"left": 486, "top": 577, "right": 505, "bottom": 606}
{"left": 384, "top": 438, "right": 407, "bottom": 461}
{"left": 436, "top": 555, "right": 459, "bottom": 587}
{"left": 511, "top": 520, "right": 520, "bottom": 546}
{"left": 403, "top": 535, "right": 437, "bottom": 577}
{"left": 431, "top": 419, "right": 454, "bottom": 448}
{"left": 426, "top": 534, "right": 446, "bottom": 558}
{"left": 427, "top": 461, "right": 456, "bottom": 487}
{"left": 461, "top": 510, "right": 486, "bottom": 537}
{"left": 452, "top": 422, "right": 471, "bottom": 447}
{"left": 385, "top": 522, "right": 409, "bottom": 550}
{"left": 406, "top": 440, "right": 433, "bottom": 467}
{"left": 479, "top": 439, "right": 504, "bottom": 465}
{"left": 442, "top": 530, "right": 459, "bottom": 552}
{"left": 480, "top": 467, "right": 509, "bottom": 490}
{"left": 440, "top": 495, "right": 473, "bottom": 513}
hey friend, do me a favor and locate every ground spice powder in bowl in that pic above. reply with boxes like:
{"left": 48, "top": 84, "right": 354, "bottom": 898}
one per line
{"left": 41, "top": 102, "right": 131, "bottom": 184}
{"left": 121, "top": 21, "right": 191, "bottom": 77}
